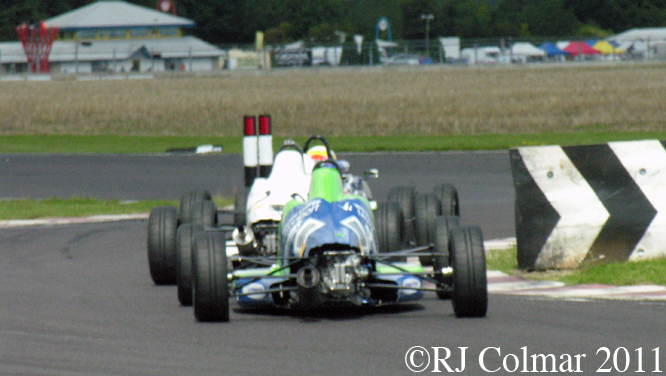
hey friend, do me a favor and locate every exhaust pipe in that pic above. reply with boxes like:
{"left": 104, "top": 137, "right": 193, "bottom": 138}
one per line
{"left": 232, "top": 226, "right": 256, "bottom": 256}
{"left": 243, "top": 116, "right": 258, "bottom": 187}
{"left": 258, "top": 115, "right": 273, "bottom": 178}
{"left": 296, "top": 265, "right": 320, "bottom": 289}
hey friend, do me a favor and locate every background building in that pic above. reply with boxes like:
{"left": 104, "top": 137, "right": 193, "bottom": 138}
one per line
{"left": 0, "top": 0, "right": 226, "bottom": 74}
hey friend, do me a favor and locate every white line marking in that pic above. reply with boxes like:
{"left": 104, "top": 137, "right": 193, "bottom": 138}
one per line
{"left": 0, "top": 213, "right": 149, "bottom": 228}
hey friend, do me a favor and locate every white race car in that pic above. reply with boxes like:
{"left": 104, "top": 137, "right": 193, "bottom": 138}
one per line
{"left": 232, "top": 136, "right": 378, "bottom": 260}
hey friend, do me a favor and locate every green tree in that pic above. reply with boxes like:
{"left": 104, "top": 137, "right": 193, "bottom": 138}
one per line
{"left": 400, "top": 0, "right": 436, "bottom": 40}
{"left": 3, "top": 0, "right": 666, "bottom": 44}
{"left": 491, "top": 0, "right": 578, "bottom": 36}
{"left": 436, "top": 0, "right": 493, "bottom": 38}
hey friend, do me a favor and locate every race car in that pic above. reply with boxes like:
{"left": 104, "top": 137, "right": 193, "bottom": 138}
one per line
{"left": 189, "top": 159, "right": 488, "bottom": 322}
{"left": 146, "top": 128, "right": 382, "bottom": 307}
{"left": 179, "top": 137, "right": 385, "bottom": 307}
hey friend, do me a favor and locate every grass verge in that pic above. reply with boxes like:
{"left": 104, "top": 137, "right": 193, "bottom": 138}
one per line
{"left": 0, "top": 197, "right": 233, "bottom": 220}
{"left": 487, "top": 247, "right": 666, "bottom": 286}
{"left": 2, "top": 132, "right": 666, "bottom": 154}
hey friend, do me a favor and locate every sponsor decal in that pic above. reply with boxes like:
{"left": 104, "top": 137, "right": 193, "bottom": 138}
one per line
{"left": 401, "top": 277, "right": 421, "bottom": 295}
{"left": 241, "top": 282, "right": 267, "bottom": 300}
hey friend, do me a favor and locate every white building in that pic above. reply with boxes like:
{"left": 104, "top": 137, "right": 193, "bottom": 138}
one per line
{"left": 0, "top": 1, "right": 226, "bottom": 74}
{"left": 609, "top": 27, "right": 666, "bottom": 59}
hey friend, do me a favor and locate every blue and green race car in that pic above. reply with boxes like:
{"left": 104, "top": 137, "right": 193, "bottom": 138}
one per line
{"left": 189, "top": 159, "right": 488, "bottom": 322}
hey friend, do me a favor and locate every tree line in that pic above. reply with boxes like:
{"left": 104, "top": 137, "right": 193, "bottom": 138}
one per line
{"left": 1, "top": 0, "right": 666, "bottom": 44}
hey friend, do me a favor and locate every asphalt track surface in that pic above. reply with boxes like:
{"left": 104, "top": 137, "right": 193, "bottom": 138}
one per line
{"left": 1, "top": 152, "right": 664, "bottom": 375}
{"left": 0, "top": 151, "right": 513, "bottom": 239}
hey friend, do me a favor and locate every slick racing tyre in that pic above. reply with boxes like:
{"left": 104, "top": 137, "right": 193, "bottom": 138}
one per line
{"left": 434, "top": 184, "right": 460, "bottom": 217}
{"left": 176, "top": 223, "right": 203, "bottom": 306}
{"left": 180, "top": 189, "right": 212, "bottom": 224}
{"left": 450, "top": 226, "right": 488, "bottom": 318}
{"left": 193, "top": 231, "right": 230, "bottom": 322}
{"left": 190, "top": 200, "right": 218, "bottom": 229}
{"left": 147, "top": 206, "right": 179, "bottom": 285}
{"left": 432, "top": 215, "right": 460, "bottom": 300}
{"left": 388, "top": 186, "right": 416, "bottom": 245}
{"left": 414, "top": 192, "right": 442, "bottom": 266}
{"left": 375, "top": 201, "right": 405, "bottom": 259}
{"left": 233, "top": 187, "right": 247, "bottom": 227}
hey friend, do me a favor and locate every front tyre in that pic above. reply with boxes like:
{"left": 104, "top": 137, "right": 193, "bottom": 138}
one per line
{"left": 414, "top": 192, "right": 442, "bottom": 265}
{"left": 176, "top": 223, "right": 203, "bottom": 306}
{"left": 450, "top": 226, "right": 487, "bottom": 318}
{"left": 190, "top": 200, "right": 218, "bottom": 229}
{"left": 193, "top": 231, "right": 229, "bottom": 322}
{"left": 180, "top": 189, "right": 212, "bottom": 223}
{"left": 375, "top": 201, "right": 405, "bottom": 258}
{"left": 388, "top": 186, "right": 416, "bottom": 244}
{"left": 433, "top": 184, "right": 460, "bottom": 217}
{"left": 147, "top": 206, "right": 179, "bottom": 285}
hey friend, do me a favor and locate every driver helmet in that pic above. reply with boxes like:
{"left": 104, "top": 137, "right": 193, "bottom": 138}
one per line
{"left": 306, "top": 145, "right": 335, "bottom": 162}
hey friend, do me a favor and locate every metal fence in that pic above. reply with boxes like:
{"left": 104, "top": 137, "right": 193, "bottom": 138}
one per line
{"left": 218, "top": 35, "right": 666, "bottom": 69}
{"left": 3, "top": 36, "right": 666, "bottom": 77}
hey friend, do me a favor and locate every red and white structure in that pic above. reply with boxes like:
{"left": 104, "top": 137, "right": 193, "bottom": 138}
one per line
{"left": 15, "top": 23, "right": 58, "bottom": 73}
{"left": 258, "top": 115, "right": 274, "bottom": 178}
{"left": 243, "top": 116, "right": 258, "bottom": 187}
{"left": 243, "top": 115, "right": 275, "bottom": 187}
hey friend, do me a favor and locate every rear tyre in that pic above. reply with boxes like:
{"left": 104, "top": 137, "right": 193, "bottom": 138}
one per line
{"left": 432, "top": 215, "right": 460, "bottom": 299}
{"left": 450, "top": 226, "right": 487, "bottom": 318}
{"left": 234, "top": 188, "right": 248, "bottom": 227}
{"left": 375, "top": 201, "right": 404, "bottom": 259}
{"left": 388, "top": 186, "right": 416, "bottom": 244}
{"left": 193, "top": 231, "right": 229, "bottom": 322}
{"left": 434, "top": 184, "right": 460, "bottom": 217}
{"left": 190, "top": 200, "right": 218, "bottom": 229}
{"left": 414, "top": 192, "right": 442, "bottom": 266}
{"left": 176, "top": 223, "right": 203, "bottom": 306}
{"left": 180, "top": 189, "right": 212, "bottom": 223}
{"left": 147, "top": 206, "right": 179, "bottom": 285}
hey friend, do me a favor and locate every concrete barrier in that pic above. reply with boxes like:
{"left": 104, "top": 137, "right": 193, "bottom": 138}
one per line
{"left": 510, "top": 140, "right": 666, "bottom": 270}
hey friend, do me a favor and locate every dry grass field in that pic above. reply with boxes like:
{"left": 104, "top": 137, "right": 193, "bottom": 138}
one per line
{"left": 1, "top": 62, "right": 665, "bottom": 137}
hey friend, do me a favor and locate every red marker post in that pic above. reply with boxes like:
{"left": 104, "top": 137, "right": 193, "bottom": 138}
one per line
{"left": 243, "top": 116, "right": 258, "bottom": 187}
{"left": 258, "top": 115, "right": 273, "bottom": 178}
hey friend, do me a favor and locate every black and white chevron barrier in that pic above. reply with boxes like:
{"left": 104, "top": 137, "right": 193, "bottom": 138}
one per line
{"left": 510, "top": 140, "right": 666, "bottom": 270}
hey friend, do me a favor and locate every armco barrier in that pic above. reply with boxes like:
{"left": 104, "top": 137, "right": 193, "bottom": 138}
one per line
{"left": 510, "top": 140, "right": 666, "bottom": 270}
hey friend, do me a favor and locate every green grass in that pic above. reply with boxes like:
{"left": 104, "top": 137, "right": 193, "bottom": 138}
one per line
{"left": 2, "top": 132, "right": 666, "bottom": 154}
{"left": 486, "top": 246, "right": 519, "bottom": 274}
{"left": 559, "top": 258, "right": 666, "bottom": 286}
{"left": 0, "top": 197, "right": 233, "bottom": 220}
{"left": 487, "top": 247, "right": 666, "bottom": 286}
